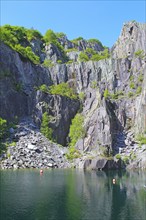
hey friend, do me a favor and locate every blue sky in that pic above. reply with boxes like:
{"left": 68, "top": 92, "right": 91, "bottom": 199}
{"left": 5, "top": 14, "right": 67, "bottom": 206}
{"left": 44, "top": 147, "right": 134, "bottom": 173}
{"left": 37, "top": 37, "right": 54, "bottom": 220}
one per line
{"left": 1, "top": 1, "right": 146, "bottom": 47}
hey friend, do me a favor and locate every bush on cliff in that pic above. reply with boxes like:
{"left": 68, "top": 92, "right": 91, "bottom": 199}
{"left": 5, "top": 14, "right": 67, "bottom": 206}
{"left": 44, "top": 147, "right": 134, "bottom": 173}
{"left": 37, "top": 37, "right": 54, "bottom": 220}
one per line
{"left": 0, "top": 25, "right": 41, "bottom": 64}
{"left": 69, "top": 113, "right": 85, "bottom": 147}
{"left": 40, "top": 112, "right": 53, "bottom": 140}
{"left": 49, "top": 82, "right": 77, "bottom": 99}
{"left": 44, "top": 29, "right": 68, "bottom": 62}
{"left": 88, "top": 38, "right": 103, "bottom": 47}
{"left": 0, "top": 117, "right": 7, "bottom": 140}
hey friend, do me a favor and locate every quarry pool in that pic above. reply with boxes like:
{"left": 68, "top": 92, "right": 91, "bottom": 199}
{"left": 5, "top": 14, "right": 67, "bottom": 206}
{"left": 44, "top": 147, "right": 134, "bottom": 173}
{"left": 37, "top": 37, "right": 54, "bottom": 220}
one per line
{"left": 0, "top": 169, "right": 146, "bottom": 220}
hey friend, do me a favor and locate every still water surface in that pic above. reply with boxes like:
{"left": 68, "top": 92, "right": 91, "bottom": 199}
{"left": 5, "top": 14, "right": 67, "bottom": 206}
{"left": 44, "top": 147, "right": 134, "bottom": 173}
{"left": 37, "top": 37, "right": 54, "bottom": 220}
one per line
{"left": 0, "top": 169, "right": 146, "bottom": 220}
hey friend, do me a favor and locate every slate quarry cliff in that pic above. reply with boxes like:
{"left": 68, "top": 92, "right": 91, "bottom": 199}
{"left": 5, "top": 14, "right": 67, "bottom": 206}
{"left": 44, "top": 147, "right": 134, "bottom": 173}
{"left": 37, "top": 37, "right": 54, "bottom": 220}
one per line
{"left": 0, "top": 21, "right": 146, "bottom": 170}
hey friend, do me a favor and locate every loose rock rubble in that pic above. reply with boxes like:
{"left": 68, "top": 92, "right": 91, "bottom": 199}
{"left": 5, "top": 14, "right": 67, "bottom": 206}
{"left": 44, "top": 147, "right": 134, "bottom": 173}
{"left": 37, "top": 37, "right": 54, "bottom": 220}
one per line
{"left": 0, "top": 120, "right": 71, "bottom": 169}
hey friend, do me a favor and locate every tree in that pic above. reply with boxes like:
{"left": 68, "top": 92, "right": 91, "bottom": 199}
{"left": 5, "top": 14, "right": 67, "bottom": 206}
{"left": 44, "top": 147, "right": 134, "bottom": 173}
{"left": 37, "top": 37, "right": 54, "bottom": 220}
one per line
{"left": 69, "top": 114, "right": 85, "bottom": 147}
{"left": 40, "top": 112, "right": 53, "bottom": 140}
{"left": 44, "top": 29, "right": 57, "bottom": 43}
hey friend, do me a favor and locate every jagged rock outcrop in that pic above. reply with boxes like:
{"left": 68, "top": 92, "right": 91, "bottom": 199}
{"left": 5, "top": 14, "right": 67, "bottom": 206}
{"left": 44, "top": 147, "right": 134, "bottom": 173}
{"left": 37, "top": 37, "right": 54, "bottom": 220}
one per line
{"left": 112, "top": 21, "right": 146, "bottom": 59}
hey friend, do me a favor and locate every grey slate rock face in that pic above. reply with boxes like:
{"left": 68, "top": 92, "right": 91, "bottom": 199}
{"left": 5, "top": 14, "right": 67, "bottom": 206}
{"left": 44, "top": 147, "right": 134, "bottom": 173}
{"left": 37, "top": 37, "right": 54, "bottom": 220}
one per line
{"left": 0, "top": 21, "right": 146, "bottom": 170}
{"left": 34, "top": 92, "right": 80, "bottom": 146}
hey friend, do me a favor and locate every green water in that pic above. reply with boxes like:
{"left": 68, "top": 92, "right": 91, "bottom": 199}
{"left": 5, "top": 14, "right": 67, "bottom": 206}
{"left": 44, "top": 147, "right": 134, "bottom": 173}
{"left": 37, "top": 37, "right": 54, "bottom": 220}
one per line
{"left": 0, "top": 169, "right": 146, "bottom": 220}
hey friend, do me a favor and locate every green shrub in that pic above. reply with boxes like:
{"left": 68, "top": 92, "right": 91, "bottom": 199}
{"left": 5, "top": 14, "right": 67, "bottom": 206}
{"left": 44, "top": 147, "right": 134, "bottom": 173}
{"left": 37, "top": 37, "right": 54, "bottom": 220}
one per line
{"left": 26, "top": 29, "right": 42, "bottom": 41}
{"left": 88, "top": 38, "right": 103, "bottom": 47}
{"left": 66, "top": 60, "right": 73, "bottom": 64}
{"left": 66, "top": 147, "right": 81, "bottom": 160}
{"left": 104, "top": 89, "right": 110, "bottom": 99}
{"left": 91, "top": 81, "right": 97, "bottom": 89}
{"left": 65, "top": 48, "right": 78, "bottom": 53}
{"left": 69, "top": 114, "right": 85, "bottom": 147}
{"left": 43, "top": 59, "right": 54, "bottom": 67}
{"left": 115, "top": 154, "right": 121, "bottom": 159}
{"left": 78, "top": 52, "right": 89, "bottom": 62}
{"left": 55, "top": 32, "right": 66, "bottom": 38}
{"left": 130, "top": 75, "right": 134, "bottom": 81}
{"left": 44, "top": 29, "right": 57, "bottom": 43}
{"left": 136, "top": 134, "right": 146, "bottom": 145}
{"left": 130, "top": 152, "right": 136, "bottom": 161}
{"left": 136, "top": 86, "right": 142, "bottom": 95}
{"left": 129, "top": 82, "right": 135, "bottom": 89}
{"left": 128, "top": 92, "right": 134, "bottom": 97}
{"left": 79, "top": 92, "right": 85, "bottom": 101}
{"left": 25, "top": 46, "right": 40, "bottom": 64}
{"left": 57, "top": 60, "right": 62, "bottom": 64}
{"left": 39, "top": 84, "right": 49, "bottom": 93}
{"left": 123, "top": 156, "right": 129, "bottom": 164}
{"left": 91, "top": 49, "right": 110, "bottom": 61}
{"left": 91, "top": 54, "right": 102, "bottom": 61}
{"left": 15, "top": 44, "right": 40, "bottom": 64}
{"left": 49, "top": 82, "right": 77, "bottom": 99}
{"left": 111, "top": 91, "right": 124, "bottom": 99}
{"left": 85, "top": 48, "right": 97, "bottom": 55}
{"left": 134, "top": 50, "right": 145, "bottom": 58}
{"left": 71, "top": 37, "right": 84, "bottom": 44}
{"left": 40, "top": 112, "right": 53, "bottom": 140}
{"left": 9, "top": 142, "right": 16, "bottom": 147}
{"left": 44, "top": 29, "right": 67, "bottom": 61}
{"left": 138, "top": 74, "right": 143, "bottom": 82}
{"left": 0, "top": 25, "right": 41, "bottom": 64}
{"left": 0, "top": 117, "right": 7, "bottom": 140}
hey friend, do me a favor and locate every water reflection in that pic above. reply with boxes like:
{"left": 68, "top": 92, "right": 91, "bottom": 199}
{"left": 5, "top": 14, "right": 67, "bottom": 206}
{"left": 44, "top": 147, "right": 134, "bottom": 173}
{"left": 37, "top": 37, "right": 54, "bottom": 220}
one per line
{"left": 0, "top": 169, "right": 146, "bottom": 220}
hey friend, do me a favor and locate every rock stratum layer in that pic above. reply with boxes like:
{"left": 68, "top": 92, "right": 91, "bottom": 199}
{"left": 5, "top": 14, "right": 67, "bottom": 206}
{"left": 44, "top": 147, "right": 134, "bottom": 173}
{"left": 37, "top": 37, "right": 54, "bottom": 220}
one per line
{"left": 0, "top": 21, "right": 146, "bottom": 170}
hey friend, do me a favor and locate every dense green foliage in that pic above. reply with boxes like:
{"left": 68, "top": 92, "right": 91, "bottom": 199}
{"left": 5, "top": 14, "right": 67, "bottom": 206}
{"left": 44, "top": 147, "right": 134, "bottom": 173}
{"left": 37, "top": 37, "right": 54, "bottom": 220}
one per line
{"left": 134, "top": 50, "right": 145, "bottom": 58}
{"left": 91, "top": 49, "right": 110, "bottom": 61}
{"left": 66, "top": 147, "right": 81, "bottom": 160}
{"left": 69, "top": 114, "right": 85, "bottom": 147}
{"left": 44, "top": 29, "right": 57, "bottom": 43}
{"left": 88, "top": 38, "right": 103, "bottom": 47}
{"left": 78, "top": 48, "right": 110, "bottom": 62}
{"left": 0, "top": 25, "right": 41, "bottom": 64}
{"left": 1, "top": 24, "right": 107, "bottom": 65}
{"left": 15, "top": 44, "right": 40, "bottom": 64}
{"left": 136, "top": 86, "right": 142, "bottom": 94}
{"left": 128, "top": 91, "right": 134, "bottom": 97}
{"left": 55, "top": 32, "right": 66, "bottom": 38}
{"left": 71, "top": 37, "right": 84, "bottom": 44}
{"left": 0, "top": 117, "right": 8, "bottom": 154}
{"left": 78, "top": 52, "right": 89, "bottom": 62}
{"left": 49, "top": 82, "right": 77, "bottom": 99}
{"left": 138, "top": 74, "right": 144, "bottom": 82}
{"left": 129, "top": 82, "right": 135, "bottom": 89}
{"left": 103, "top": 89, "right": 110, "bottom": 99}
{"left": 110, "top": 91, "right": 124, "bottom": 99}
{"left": 44, "top": 29, "right": 67, "bottom": 61}
{"left": 43, "top": 59, "right": 54, "bottom": 67}
{"left": 40, "top": 112, "right": 53, "bottom": 140}
{"left": 0, "top": 117, "right": 7, "bottom": 140}
{"left": 79, "top": 92, "right": 85, "bottom": 101}
{"left": 39, "top": 84, "right": 49, "bottom": 93}
{"left": 65, "top": 48, "right": 78, "bottom": 53}
{"left": 136, "top": 134, "right": 146, "bottom": 145}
